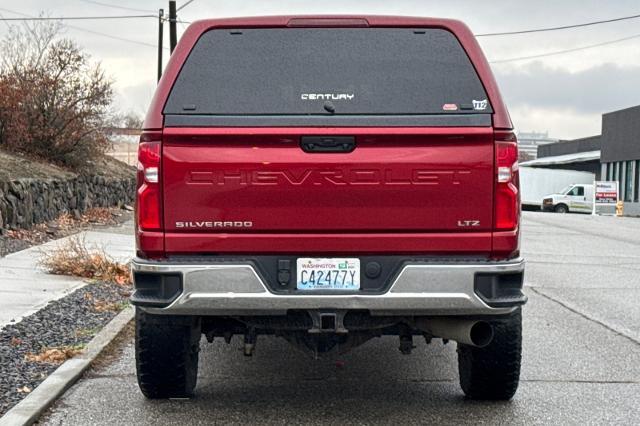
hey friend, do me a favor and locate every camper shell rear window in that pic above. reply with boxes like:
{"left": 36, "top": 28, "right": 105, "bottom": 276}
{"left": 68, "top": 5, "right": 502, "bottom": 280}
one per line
{"left": 164, "top": 28, "right": 492, "bottom": 126}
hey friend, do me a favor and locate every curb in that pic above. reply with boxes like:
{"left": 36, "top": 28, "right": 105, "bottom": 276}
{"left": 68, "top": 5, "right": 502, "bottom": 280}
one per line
{"left": 0, "top": 306, "right": 135, "bottom": 426}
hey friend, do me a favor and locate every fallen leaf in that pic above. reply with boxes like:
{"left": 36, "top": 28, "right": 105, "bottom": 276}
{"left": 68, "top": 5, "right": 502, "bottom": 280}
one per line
{"left": 25, "top": 346, "right": 84, "bottom": 364}
{"left": 17, "top": 386, "right": 32, "bottom": 394}
{"left": 93, "top": 300, "right": 120, "bottom": 312}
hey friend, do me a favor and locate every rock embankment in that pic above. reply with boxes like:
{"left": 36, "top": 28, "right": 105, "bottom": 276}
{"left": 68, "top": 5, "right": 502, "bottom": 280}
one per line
{"left": 0, "top": 153, "right": 135, "bottom": 231}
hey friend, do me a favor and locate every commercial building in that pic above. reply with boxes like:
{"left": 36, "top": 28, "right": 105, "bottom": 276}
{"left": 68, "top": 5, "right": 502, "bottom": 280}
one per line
{"left": 529, "top": 135, "right": 601, "bottom": 178}
{"left": 527, "top": 104, "right": 640, "bottom": 216}
{"left": 600, "top": 105, "right": 640, "bottom": 215}
{"left": 516, "top": 131, "right": 559, "bottom": 160}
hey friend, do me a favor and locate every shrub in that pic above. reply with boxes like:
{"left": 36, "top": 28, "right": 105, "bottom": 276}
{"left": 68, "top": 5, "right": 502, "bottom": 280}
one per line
{"left": 38, "top": 235, "right": 132, "bottom": 285}
{"left": 0, "top": 20, "right": 113, "bottom": 168}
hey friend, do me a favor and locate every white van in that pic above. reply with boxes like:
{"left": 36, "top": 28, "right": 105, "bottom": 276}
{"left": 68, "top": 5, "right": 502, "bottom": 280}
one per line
{"left": 541, "top": 184, "right": 594, "bottom": 213}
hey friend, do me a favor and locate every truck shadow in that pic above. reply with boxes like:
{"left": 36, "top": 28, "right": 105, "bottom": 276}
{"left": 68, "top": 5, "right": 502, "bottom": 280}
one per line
{"left": 179, "top": 335, "right": 518, "bottom": 423}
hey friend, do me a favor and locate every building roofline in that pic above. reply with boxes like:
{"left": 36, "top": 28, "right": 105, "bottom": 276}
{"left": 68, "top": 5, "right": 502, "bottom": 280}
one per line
{"left": 521, "top": 150, "right": 600, "bottom": 167}
{"left": 602, "top": 104, "right": 640, "bottom": 117}
{"left": 556, "top": 135, "right": 601, "bottom": 144}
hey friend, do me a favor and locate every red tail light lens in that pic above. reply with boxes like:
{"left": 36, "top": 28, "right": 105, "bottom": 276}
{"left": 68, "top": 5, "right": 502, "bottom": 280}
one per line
{"left": 494, "top": 131, "right": 520, "bottom": 231}
{"left": 136, "top": 133, "right": 162, "bottom": 231}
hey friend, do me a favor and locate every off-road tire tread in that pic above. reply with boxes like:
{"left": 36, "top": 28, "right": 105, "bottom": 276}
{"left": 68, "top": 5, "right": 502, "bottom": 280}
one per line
{"left": 135, "top": 309, "right": 200, "bottom": 399}
{"left": 457, "top": 308, "right": 522, "bottom": 400}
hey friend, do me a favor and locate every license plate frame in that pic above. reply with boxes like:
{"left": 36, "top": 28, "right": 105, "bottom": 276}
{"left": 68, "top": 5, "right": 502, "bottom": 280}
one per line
{"left": 296, "top": 258, "right": 360, "bottom": 291}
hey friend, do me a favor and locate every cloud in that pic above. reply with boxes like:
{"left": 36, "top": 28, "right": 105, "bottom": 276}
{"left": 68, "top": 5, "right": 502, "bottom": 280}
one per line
{"left": 494, "top": 61, "right": 640, "bottom": 115}
{"left": 113, "top": 82, "right": 155, "bottom": 117}
{"left": 5, "top": 0, "right": 636, "bottom": 140}
{"left": 508, "top": 104, "right": 602, "bottom": 140}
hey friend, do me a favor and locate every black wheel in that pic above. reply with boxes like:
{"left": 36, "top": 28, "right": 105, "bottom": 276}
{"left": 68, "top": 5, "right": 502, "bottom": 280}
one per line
{"left": 554, "top": 204, "right": 568, "bottom": 214}
{"left": 457, "top": 308, "right": 522, "bottom": 400}
{"left": 135, "top": 309, "right": 201, "bottom": 399}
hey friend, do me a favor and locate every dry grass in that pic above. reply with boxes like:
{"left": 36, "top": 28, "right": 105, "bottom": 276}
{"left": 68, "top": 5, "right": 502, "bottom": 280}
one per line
{"left": 93, "top": 300, "right": 128, "bottom": 313}
{"left": 74, "top": 327, "right": 100, "bottom": 338}
{"left": 38, "top": 235, "right": 131, "bottom": 285}
{"left": 56, "top": 207, "right": 120, "bottom": 227}
{"left": 83, "top": 293, "right": 128, "bottom": 313}
{"left": 3, "top": 207, "right": 124, "bottom": 250}
{"left": 0, "top": 148, "right": 74, "bottom": 181}
{"left": 25, "top": 345, "right": 85, "bottom": 365}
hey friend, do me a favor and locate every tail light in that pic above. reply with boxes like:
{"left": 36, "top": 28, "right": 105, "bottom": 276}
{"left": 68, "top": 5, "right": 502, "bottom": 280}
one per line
{"left": 136, "top": 132, "right": 162, "bottom": 231}
{"left": 494, "top": 131, "right": 520, "bottom": 231}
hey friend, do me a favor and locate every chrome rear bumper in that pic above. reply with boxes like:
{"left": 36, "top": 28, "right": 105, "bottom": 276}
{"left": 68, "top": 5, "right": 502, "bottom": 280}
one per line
{"left": 131, "top": 257, "right": 525, "bottom": 316}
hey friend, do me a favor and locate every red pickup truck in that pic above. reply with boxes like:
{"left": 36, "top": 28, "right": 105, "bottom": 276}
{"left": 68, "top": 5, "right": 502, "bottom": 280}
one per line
{"left": 132, "top": 15, "right": 526, "bottom": 401}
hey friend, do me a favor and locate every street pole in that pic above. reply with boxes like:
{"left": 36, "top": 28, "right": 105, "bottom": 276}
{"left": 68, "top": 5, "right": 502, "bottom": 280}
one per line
{"left": 157, "top": 8, "right": 164, "bottom": 82}
{"left": 169, "top": 1, "right": 177, "bottom": 53}
{"left": 592, "top": 179, "right": 596, "bottom": 215}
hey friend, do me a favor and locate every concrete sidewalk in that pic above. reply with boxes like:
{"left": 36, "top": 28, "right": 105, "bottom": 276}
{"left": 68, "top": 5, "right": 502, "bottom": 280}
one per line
{"left": 0, "top": 221, "right": 134, "bottom": 329}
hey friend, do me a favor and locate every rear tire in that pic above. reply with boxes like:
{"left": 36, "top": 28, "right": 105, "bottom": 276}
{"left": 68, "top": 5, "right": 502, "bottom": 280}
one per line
{"left": 457, "top": 308, "right": 522, "bottom": 400}
{"left": 554, "top": 204, "right": 568, "bottom": 214}
{"left": 135, "top": 309, "right": 201, "bottom": 399}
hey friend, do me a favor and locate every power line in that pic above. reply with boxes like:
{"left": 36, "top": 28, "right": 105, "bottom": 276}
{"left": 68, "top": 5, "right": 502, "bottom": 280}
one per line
{"left": 490, "top": 32, "right": 640, "bottom": 63}
{"left": 476, "top": 12, "right": 640, "bottom": 37}
{"left": 0, "top": 11, "right": 12, "bottom": 29}
{"left": 66, "top": 23, "right": 165, "bottom": 49}
{"left": 2, "top": 10, "right": 635, "bottom": 35}
{"left": 170, "top": 17, "right": 640, "bottom": 62}
{"left": 1, "top": 6, "right": 638, "bottom": 61}
{"left": 0, "top": 14, "right": 157, "bottom": 21}
{"left": 178, "top": 11, "right": 640, "bottom": 35}
{"left": 177, "top": 0, "right": 196, "bottom": 12}
{"left": 5, "top": 10, "right": 636, "bottom": 40}
{"left": 0, "top": 6, "right": 168, "bottom": 50}
{"left": 77, "top": 0, "right": 156, "bottom": 14}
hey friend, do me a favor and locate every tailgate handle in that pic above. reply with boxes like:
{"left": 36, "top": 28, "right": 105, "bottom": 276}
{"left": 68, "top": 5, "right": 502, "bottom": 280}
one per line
{"left": 300, "top": 136, "right": 355, "bottom": 153}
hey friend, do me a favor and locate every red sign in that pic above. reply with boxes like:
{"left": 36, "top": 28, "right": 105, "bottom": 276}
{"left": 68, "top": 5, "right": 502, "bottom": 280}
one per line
{"left": 595, "top": 181, "right": 618, "bottom": 205}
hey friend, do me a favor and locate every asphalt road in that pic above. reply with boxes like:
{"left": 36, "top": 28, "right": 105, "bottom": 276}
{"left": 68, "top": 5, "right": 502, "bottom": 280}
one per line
{"left": 42, "top": 211, "right": 640, "bottom": 425}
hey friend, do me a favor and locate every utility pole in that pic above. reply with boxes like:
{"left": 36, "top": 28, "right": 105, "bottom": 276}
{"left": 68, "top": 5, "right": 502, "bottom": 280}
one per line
{"left": 157, "top": 8, "right": 164, "bottom": 82}
{"left": 169, "top": 1, "right": 177, "bottom": 53}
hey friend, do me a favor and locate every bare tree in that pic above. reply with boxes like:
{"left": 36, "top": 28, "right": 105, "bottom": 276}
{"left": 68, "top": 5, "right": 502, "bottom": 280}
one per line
{"left": 110, "top": 110, "right": 144, "bottom": 130}
{"left": 518, "top": 150, "right": 534, "bottom": 163}
{"left": 0, "top": 19, "right": 61, "bottom": 77}
{"left": 123, "top": 113, "right": 144, "bottom": 130}
{"left": 0, "top": 20, "right": 113, "bottom": 168}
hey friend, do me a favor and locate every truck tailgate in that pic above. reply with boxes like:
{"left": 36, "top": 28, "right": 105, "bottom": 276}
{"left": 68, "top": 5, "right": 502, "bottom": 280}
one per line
{"left": 162, "top": 127, "right": 494, "bottom": 252}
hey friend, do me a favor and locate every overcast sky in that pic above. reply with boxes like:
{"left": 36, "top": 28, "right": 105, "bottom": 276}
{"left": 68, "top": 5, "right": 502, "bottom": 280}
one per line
{"left": 1, "top": 0, "right": 639, "bottom": 139}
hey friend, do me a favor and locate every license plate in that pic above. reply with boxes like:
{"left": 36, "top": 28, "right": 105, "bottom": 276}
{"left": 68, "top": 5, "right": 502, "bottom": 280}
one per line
{"left": 296, "top": 258, "right": 360, "bottom": 290}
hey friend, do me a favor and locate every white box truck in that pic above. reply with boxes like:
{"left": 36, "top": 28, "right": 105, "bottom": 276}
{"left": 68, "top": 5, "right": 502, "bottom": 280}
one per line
{"left": 519, "top": 166, "right": 595, "bottom": 212}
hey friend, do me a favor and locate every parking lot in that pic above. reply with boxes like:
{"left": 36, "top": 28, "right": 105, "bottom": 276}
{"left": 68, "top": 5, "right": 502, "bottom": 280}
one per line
{"left": 42, "top": 211, "right": 640, "bottom": 425}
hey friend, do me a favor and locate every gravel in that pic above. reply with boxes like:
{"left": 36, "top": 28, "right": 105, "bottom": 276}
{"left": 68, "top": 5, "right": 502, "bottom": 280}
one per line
{"left": 0, "top": 280, "right": 131, "bottom": 416}
{"left": 0, "top": 236, "right": 30, "bottom": 257}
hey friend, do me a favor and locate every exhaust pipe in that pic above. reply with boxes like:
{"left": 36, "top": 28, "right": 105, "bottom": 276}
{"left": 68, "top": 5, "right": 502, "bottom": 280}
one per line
{"left": 414, "top": 318, "right": 494, "bottom": 348}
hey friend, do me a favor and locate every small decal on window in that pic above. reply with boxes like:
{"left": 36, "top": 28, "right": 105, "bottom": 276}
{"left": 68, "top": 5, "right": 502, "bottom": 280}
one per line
{"left": 442, "top": 103, "right": 458, "bottom": 111}
{"left": 472, "top": 99, "right": 488, "bottom": 111}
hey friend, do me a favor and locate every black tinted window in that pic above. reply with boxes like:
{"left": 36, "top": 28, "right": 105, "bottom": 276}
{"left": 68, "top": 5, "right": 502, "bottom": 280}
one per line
{"left": 568, "top": 187, "right": 584, "bottom": 196}
{"left": 164, "top": 28, "right": 491, "bottom": 116}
